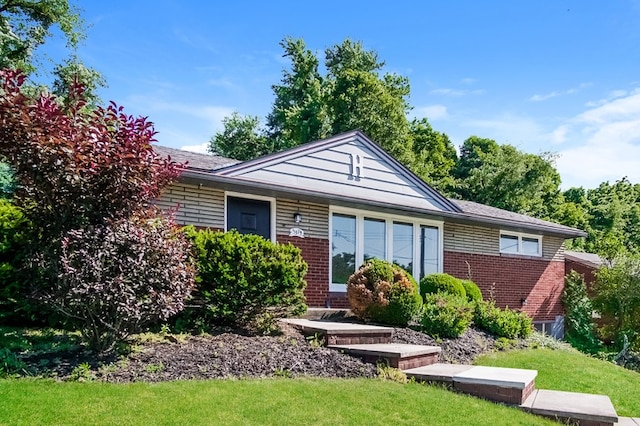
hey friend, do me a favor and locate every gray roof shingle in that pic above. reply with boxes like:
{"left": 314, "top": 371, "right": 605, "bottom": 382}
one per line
{"left": 153, "top": 145, "right": 239, "bottom": 171}
{"left": 153, "top": 144, "right": 585, "bottom": 238}
{"left": 449, "top": 199, "right": 586, "bottom": 237}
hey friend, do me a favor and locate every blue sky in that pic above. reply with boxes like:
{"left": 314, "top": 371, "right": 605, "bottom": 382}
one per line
{"left": 38, "top": 1, "right": 640, "bottom": 189}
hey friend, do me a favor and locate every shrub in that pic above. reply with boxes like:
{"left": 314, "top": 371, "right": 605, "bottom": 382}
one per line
{"left": 42, "top": 212, "right": 195, "bottom": 353}
{"left": 593, "top": 256, "right": 640, "bottom": 351}
{"left": 347, "top": 259, "right": 422, "bottom": 326}
{"left": 419, "top": 273, "right": 466, "bottom": 299}
{"left": 0, "top": 200, "right": 33, "bottom": 325}
{"left": 562, "top": 271, "right": 601, "bottom": 353}
{"left": 474, "top": 300, "right": 533, "bottom": 339}
{"left": 182, "top": 228, "right": 307, "bottom": 329}
{"left": 420, "top": 293, "right": 473, "bottom": 338}
{"left": 460, "top": 279, "right": 483, "bottom": 302}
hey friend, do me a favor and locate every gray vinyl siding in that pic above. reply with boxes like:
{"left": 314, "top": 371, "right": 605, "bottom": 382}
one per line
{"left": 444, "top": 222, "right": 565, "bottom": 261}
{"left": 543, "top": 236, "right": 565, "bottom": 261}
{"left": 232, "top": 140, "right": 449, "bottom": 212}
{"left": 276, "top": 199, "right": 329, "bottom": 239}
{"left": 156, "top": 183, "right": 224, "bottom": 229}
{"left": 444, "top": 223, "right": 500, "bottom": 254}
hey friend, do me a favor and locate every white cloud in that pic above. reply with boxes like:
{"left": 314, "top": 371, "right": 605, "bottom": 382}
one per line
{"left": 414, "top": 105, "right": 448, "bottom": 120}
{"left": 180, "top": 143, "right": 210, "bottom": 154}
{"left": 430, "top": 88, "right": 465, "bottom": 96}
{"left": 556, "top": 89, "right": 640, "bottom": 188}
{"left": 550, "top": 125, "right": 568, "bottom": 144}
{"left": 530, "top": 91, "right": 560, "bottom": 102}
{"left": 460, "top": 78, "right": 477, "bottom": 85}
{"left": 529, "top": 82, "right": 592, "bottom": 102}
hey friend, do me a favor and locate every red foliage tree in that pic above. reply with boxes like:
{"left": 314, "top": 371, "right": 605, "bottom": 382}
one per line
{"left": 0, "top": 69, "right": 195, "bottom": 348}
{"left": 0, "top": 69, "right": 180, "bottom": 233}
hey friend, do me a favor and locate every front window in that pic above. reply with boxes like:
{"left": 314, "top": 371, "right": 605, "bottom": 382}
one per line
{"left": 421, "top": 225, "right": 439, "bottom": 278}
{"left": 330, "top": 210, "right": 442, "bottom": 290}
{"left": 364, "top": 218, "right": 386, "bottom": 261}
{"left": 331, "top": 214, "right": 356, "bottom": 285}
{"left": 500, "top": 232, "right": 541, "bottom": 256}
{"left": 393, "top": 222, "right": 413, "bottom": 275}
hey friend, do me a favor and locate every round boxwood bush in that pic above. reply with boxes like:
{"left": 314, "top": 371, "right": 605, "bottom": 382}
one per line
{"left": 460, "top": 279, "right": 483, "bottom": 302}
{"left": 419, "top": 273, "right": 466, "bottom": 299}
{"left": 420, "top": 293, "right": 474, "bottom": 338}
{"left": 347, "top": 259, "right": 422, "bottom": 326}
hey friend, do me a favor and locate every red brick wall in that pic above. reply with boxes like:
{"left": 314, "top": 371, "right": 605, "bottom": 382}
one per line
{"left": 277, "top": 235, "right": 331, "bottom": 308}
{"left": 444, "top": 251, "right": 565, "bottom": 321}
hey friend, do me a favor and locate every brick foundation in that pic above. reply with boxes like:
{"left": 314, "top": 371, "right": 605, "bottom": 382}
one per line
{"left": 444, "top": 251, "right": 565, "bottom": 321}
{"left": 454, "top": 379, "right": 535, "bottom": 405}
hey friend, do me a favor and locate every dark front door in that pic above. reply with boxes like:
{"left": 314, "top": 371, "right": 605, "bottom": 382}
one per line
{"left": 227, "top": 196, "right": 271, "bottom": 240}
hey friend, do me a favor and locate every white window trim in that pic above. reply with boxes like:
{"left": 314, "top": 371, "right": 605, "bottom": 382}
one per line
{"left": 499, "top": 231, "right": 542, "bottom": 257}
{"left": 224, "top": 191, "right": 277, "bottom": 243}
{"left": 329, "top": 206, "right": 443, "bottom": 292}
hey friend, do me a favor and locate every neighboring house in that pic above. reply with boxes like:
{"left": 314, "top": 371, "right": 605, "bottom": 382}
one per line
{"left": 154, "top": 131, "right": 586, "bottom": 333}
{"left": 565, "top": 250, "right": 605, "bottom": 290}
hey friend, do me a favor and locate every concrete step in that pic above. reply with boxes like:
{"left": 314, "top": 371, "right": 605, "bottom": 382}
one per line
{"left": 281, "top": 318, "right": 392, "bottom": 345}
{"left": 329, "top": 343, "right": 441, "bottom": 369}
{"left": 521, "top": 389, "right": 618, "bottom": 426}
{"left": 404, "top": 363, "right": 537, "bottom": 405}
{"left": 617, "top": 418, "right": 640, "bottom": 426}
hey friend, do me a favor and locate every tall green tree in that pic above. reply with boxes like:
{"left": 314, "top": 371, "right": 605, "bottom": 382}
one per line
{"left": 453, "top": 137, "right": 562, "bottom": 219}
{"left": 0, "top": 0, "right": 82, "bottom": 74}
{"left": 324, "top": 39, "right": 413, "bottom": 165}
{"left": 216, "top": 38, "right": 414, "bottom": 163}
{"left": 409, "top": 118, "right": 457, "bottom": 194}
{"left": 266, "top": 37, "right": 328, "bottom": 148}
{"left": 209, "top": 112, "right": 273, "bottom": 161}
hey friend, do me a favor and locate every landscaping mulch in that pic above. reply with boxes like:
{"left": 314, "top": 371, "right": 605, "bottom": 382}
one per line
{"left": 11, "top": 323, "right": 511, "bottom": 382}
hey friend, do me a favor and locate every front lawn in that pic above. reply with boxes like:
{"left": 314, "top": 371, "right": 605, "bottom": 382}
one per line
{"left": 0, "top": 378, "right": 556, "bottom": 425}
{"left": 476, "top": 348, "right": 640, "bottom": 417}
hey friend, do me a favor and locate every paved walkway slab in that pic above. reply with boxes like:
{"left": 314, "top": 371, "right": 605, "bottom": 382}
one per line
{"left": 522, "top": 389, "right": 618, "bottom": 425}
{"left": 455, "top": 365, "right": 537, "bottom": 389}
{"left": 329, "top": 343, "right": 441, "bottom": 358}
{"left": 281, "top": 318, "right": 392, "bottom": 335}
{"left": 404, "top": 363, "right": 473, "bottom": 383}
{"left": 617, "top": 418, "right": 640, "bottom": 426}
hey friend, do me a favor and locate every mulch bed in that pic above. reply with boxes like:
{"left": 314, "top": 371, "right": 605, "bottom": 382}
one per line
{"left": 13, "top": 323, "right": 505, "bottom": 382}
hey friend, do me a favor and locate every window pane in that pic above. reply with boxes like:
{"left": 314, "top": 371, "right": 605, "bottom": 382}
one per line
{"left": 364, "top": 218, "right": 386, "bottom": 261}
{"left": 522, "top": 237, "right": 540, "bottom": 255}
{"left": 500, "top": 234, "right": 519, "bottom": 253}
{"left": 420, "top": 226, "right": 439, "bottom": 278}
{"left": 393, "top": 222, "right": 413, "bottom": 275}
{"left": 331, "top": 214, "right": 356, "bottom": 284}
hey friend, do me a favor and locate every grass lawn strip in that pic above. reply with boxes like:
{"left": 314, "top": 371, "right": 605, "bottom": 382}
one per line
{"left": 476, "top": 348, "right": 640, "bottom": 417}
{"left": 0, "top": 378, "right": 556, "bottom": 425}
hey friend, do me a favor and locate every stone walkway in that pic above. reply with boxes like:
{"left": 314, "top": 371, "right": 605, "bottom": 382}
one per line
{"left": 284, "top": 319, "right": 636, "bottom": 426}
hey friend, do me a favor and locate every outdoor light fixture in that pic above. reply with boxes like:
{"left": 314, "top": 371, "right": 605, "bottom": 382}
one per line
{"left": 293, "top": 212, "right": 302, "bottom": 224}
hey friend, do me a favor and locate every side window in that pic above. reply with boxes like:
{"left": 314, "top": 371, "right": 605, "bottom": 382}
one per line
{"left": 500, "top": 232, "right": 541, "bottom": 256}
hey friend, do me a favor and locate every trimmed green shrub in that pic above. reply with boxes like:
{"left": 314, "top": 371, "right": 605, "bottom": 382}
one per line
{"left": 474, "top": 300, "right": 533, "bottom": 339}
{"left": 182, "top": 228, "right": 307, "bottom": 329}
{"left": 347, "top": 259, "right": 422, "bottom": 326}
{"left": 563, "top": 270, "right": 601, "bottom": 353}
{"left": 420, "top": 273, "right": 466, "bottom": 299}
{"left": 0, "top": 199, "right": 32, "bottom": 325}
{"left": 460, "top": 279, "right": 483, "bottom": 302}
{"left": 420, "top": 293, "right": 474, "bottom": 338}
{"left": 593, "top": 256, "right": 640, "bottom": 351}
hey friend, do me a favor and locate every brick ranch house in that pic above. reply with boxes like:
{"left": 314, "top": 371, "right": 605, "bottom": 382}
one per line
{"left": 154, "top": 131, "right": 586, "bottom": 335}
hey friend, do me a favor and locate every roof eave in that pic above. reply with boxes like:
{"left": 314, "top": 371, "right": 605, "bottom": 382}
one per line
{"left": 177, "top": 170, "right": 587, "bottom": 239}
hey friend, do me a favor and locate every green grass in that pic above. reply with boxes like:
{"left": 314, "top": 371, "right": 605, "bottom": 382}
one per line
{"left": 0, "top": 378, "right": 556, "bottom": 425}
{"left": 476, "top": 348, "right": 640, "bottom": 417}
